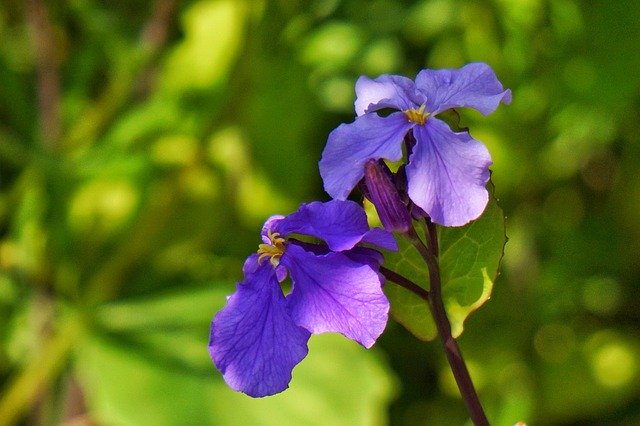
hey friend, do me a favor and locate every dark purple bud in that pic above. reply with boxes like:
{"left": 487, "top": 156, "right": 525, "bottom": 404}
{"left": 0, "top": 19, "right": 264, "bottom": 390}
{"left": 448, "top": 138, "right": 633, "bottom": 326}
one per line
{"left": 363, "top": 160, "right": 412, "bottom": 233}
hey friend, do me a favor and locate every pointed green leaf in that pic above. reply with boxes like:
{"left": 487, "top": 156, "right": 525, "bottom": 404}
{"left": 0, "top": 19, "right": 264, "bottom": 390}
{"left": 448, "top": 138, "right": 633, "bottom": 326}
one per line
{"left": 384, "top": 191, "right": 506, "bottom": 340}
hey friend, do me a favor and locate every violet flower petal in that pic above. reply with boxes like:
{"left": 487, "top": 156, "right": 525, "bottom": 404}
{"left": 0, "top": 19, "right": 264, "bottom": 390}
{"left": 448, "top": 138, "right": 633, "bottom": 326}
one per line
{"left": 276, "top": 199, "right": 382, "bottom": 252}
{"left": 286, "top": 240, "right": 386, "bottom": 270}
{"left": 341, "top": 246, "right": 386, "bottom": 269}
{"left": 406, "top": 119, "right": 492, "bottom": 227}
{"left": 359, "top": 227, "right": 398, "bottom": 251}
{"left": 415, "top": 62, "right": 512, "bottom": 116}
{"left": 260, "top": 215, "right": 285, "bottom": 243}
{"left": 320, "top": 112, "right": 413, "bottom": 200}
{"left": 283, "top": 244, "right": 389, "bottom": 348}
{"left": 354, "top": 74, "right": 425, "bottom": 116}
{"left": 209, "top": 262, "right": 310, "bottom": 397}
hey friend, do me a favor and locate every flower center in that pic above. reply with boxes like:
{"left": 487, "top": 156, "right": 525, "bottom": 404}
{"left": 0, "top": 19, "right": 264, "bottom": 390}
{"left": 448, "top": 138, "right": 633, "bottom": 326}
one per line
{"left": 403, "top": 104, "right": 429, "bottom": 125}
{"left": 257, "top": 230, "right": 286, "bottom": 267}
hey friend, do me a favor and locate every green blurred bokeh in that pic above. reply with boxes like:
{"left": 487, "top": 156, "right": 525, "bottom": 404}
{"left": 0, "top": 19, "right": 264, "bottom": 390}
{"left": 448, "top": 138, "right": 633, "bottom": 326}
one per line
{"left": 1, "top": 0, "right": 640, "bottom": 424}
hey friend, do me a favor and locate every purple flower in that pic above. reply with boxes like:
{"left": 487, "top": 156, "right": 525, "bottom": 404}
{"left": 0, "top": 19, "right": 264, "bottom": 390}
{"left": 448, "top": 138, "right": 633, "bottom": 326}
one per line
{"left": 320, "top": 62, "right": 511, "bottom": 227}
{"left": 208, "top": 200, "right": 396, "bottom": 397}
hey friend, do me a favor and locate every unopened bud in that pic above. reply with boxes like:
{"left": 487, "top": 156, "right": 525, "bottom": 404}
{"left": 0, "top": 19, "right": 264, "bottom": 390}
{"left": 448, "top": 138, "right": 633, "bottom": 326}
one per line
{"left": 363, "top": 160, "right": 412, "bottom": 233}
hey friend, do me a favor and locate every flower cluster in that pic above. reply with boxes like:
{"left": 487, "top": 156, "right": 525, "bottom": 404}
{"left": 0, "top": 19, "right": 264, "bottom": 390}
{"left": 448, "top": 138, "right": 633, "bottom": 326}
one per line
{"left": 209, "top": 63, "right": 510, "bottom": 397}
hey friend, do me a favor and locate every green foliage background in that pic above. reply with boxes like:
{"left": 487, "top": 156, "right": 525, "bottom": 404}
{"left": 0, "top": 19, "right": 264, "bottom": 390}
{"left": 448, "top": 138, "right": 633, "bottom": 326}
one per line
{"left": 1, "top": 0, "right": 640, "bottom": 424}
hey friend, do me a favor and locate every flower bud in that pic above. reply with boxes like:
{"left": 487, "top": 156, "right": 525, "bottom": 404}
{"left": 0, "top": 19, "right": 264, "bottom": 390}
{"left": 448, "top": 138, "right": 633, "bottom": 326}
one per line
{"left": 363, "top": 159, "right": 412, "bottom": 233}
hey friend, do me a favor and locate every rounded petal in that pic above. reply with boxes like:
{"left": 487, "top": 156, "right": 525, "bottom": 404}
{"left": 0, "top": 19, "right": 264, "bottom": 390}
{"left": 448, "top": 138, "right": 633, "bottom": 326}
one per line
{"left": 209, "top": 263, "right": 310, "bottom": 397}
{"left": 276, "top": 200, "right": 370, "bottom": 252}
{"left": 286, "top": 240, "right": 390, "bottom": 270}
{"left": 342, "top": 246, "right": 386, "bottom": 269}
{"left": 355, "top": 74, "right": 425, "bottom": 116}
{"left": 406, "top": 119, "right": 492, "bottom": 227}
{"left": 415, "top": 62, "right": 512, "bottom": 115}
{"left": 241, "top": 253, "right": 261, "bottom": 275}
{"left": 320, "top": 112, "right": 413, "bottom": 200}
{"left": 261, "top": 215, "right": 285, "bottom": 243}
{"left": 283, "top": 244, "right": 389, "bottom": 348}
{"left": 359, "top": 227, "right": 398, "bottom": 251}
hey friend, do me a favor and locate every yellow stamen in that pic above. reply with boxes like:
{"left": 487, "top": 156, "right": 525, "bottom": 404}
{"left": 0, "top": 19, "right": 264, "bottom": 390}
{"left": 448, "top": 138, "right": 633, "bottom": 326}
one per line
{"left": 257, "top": 230, "right": 286, "bottom": 267}
{"left": 404, "top": 104, "right": 429, "bottom": 125}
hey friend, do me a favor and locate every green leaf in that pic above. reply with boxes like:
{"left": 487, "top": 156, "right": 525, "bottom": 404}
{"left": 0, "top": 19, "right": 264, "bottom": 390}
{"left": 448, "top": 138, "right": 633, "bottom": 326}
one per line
{"left": 384, "top": 191, "right": 506, "bottom": 341}
{"left": 95, "top": 284, "right": 233, "bottom": 332}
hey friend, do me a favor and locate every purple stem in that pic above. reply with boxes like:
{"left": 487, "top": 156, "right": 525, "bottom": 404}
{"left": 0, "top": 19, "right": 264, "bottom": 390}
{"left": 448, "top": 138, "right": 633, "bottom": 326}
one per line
{"left": 379, "top": 266, "right": 429, "bottom": 301}
{"left": 407, "top": 224, "right": 489, "bottom": 426}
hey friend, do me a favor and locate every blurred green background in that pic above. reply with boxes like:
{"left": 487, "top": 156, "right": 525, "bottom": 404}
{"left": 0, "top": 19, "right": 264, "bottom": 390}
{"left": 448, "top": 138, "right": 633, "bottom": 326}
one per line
{"left": 1, "top": 0, "right": 640, "bottom": 424}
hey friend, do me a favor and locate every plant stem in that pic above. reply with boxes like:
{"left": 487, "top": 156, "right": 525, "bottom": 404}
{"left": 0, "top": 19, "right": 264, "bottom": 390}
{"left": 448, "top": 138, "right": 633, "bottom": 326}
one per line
{"left": 379, "top": 266, "right": 429, "bottom": 301}
{"left": 26, "top": 0, "right": 61, "bottom": 149}
{"left": 407, "top": 224, "right": 489, "bottom": 426}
